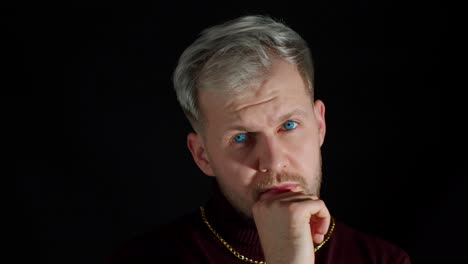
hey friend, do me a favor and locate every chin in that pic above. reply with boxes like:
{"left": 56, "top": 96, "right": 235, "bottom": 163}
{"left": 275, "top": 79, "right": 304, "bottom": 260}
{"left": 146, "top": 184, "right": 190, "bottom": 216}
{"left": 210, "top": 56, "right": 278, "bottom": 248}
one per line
{"left": 229, "top": 196, "right": 255, "bottom": 219}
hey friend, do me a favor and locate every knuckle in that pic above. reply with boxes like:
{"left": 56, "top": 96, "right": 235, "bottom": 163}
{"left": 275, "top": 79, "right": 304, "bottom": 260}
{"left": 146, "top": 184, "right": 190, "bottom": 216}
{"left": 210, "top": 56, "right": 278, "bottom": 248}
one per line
{"left": 315, "top": 199, "right": 325, "bottom": 207}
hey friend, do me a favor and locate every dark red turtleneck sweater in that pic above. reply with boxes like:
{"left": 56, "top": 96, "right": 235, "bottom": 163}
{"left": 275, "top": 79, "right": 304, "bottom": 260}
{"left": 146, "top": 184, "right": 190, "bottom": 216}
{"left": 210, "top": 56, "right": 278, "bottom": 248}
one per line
{"left": 107, "top": 187, "right": 411, "bottom": 263}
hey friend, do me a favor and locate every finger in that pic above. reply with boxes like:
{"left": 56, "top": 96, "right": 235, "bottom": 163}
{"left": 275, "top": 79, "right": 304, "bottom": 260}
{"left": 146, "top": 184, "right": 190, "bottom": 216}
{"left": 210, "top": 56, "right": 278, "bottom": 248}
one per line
{"left": 276, "top": 192, "right": 320, "bottom": 203}
{"left": 313, "top": 234, "right": 325, "bottom": 244}
{"left": 305, "top": 200, "right": 330, "bottom": 244}
{"left": 258, "top": 189, "right": 311, "bottom": 202}
{"left": 279, "top": 198, "right": 330, "bottom": 226}
{"left": 309, "top": 194, "right": 319, "bottom": 200}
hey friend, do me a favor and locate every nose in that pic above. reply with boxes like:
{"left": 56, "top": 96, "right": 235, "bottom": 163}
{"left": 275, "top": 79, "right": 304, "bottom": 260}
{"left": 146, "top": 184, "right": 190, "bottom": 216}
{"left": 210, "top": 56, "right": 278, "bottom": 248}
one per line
{"left": 256, "top": 135, "right": 289, "bottom": 173}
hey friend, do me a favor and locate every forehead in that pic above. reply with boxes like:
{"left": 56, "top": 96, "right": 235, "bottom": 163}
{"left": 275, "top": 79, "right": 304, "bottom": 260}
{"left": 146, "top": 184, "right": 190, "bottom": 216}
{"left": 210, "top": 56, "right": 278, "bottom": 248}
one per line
{"left": 198, "top": 60, "right": 312, "bottom": 129}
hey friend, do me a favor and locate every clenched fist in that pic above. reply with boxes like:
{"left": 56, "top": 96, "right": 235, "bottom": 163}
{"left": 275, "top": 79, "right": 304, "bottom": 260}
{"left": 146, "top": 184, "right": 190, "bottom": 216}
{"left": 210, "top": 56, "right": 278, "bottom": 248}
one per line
{"left": 252, "top": 188, "right": 330, "bottom": 264}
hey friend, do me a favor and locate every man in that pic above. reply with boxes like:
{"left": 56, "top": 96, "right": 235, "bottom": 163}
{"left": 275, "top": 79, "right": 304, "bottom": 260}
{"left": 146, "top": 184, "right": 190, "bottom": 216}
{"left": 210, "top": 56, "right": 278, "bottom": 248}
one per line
{"left": 108, "top": 15, "right": 411, "bottom": 263}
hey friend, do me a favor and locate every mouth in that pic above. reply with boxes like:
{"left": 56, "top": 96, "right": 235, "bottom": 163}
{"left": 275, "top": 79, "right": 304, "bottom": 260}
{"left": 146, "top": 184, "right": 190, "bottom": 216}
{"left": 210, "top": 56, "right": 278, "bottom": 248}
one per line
{"left": 257, "top": 183, "right": 299, "bottom": 200}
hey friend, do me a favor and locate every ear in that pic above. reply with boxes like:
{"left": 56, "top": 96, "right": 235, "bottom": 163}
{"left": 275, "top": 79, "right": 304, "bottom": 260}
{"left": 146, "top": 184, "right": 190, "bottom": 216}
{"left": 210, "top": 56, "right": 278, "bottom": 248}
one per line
{"left": 313, "top": 99, "right": 326, "bottom": 146}
{"left": 187, "top": 132, "right": 215, "bottom": 177}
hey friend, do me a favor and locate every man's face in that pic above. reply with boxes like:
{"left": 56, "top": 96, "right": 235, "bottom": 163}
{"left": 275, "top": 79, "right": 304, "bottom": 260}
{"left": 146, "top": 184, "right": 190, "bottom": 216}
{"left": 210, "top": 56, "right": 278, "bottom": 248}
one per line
{"left": 187, "top": 59, "right": 326, "bottom": 218}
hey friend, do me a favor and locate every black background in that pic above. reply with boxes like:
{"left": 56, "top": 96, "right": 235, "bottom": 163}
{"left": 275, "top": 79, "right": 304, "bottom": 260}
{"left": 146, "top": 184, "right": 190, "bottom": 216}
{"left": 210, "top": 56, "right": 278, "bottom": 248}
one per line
{"left": 7, "top": 2, "right": 466, "bottom": 264}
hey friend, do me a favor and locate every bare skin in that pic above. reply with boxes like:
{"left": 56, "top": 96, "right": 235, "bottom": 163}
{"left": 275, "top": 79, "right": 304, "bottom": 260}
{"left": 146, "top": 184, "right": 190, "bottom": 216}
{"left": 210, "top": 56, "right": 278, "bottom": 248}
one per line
{"left": 187, "top": 59, "right": 330, "bottom": 263}
{"left": 253, "top": 190, "right": 330, "bottom": 264}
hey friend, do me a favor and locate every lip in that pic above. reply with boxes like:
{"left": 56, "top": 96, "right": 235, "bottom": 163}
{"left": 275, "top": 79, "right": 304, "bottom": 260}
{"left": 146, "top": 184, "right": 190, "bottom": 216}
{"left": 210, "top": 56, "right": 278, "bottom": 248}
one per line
{"left": 258, "top": 183, "right": 299, "bottom": 200}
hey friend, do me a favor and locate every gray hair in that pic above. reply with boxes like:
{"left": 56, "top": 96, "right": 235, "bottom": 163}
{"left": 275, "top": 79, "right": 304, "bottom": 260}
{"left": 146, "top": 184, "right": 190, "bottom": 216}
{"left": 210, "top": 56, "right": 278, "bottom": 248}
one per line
{"left": 173, "top": 15, "right": 315, "bottom": 132}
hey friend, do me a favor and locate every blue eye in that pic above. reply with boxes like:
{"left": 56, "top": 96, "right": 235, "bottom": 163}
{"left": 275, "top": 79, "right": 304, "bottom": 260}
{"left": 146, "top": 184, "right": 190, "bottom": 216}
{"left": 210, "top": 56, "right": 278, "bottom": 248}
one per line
{"left": 233, "top": 133, "right": 247, "bottom": 143}
{"left": 283, "top": 120, "right": 297, "bottom": 130}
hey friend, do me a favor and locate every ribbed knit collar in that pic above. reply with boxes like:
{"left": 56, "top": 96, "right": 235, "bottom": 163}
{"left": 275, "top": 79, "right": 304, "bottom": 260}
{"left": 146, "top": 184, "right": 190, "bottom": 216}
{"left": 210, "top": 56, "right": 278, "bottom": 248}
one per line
{"left": 203, "top": 185, "right": 265, "bottom": 260}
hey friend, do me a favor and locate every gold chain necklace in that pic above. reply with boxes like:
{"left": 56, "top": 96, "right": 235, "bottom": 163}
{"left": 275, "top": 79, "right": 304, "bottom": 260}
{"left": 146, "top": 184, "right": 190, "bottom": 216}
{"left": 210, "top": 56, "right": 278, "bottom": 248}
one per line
{"left": 200, "top": 206, "right": 335, "bottom": 264}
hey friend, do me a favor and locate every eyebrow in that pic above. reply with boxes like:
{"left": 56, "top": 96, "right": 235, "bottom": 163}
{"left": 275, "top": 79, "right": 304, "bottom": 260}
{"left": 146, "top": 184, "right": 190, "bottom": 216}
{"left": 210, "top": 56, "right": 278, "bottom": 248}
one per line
{"left": 276, "top": 109, "right": 308, "bottom": 124}
{"left": 226, "top": 109, "right": 309, "bottom": 132}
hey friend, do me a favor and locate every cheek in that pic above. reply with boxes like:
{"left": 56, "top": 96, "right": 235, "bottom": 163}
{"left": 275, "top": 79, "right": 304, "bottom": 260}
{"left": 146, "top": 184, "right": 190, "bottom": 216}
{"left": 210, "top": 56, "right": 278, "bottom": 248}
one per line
{"left": 290, "top": 133, "right": 321, "bottom": 167}
{"left": 211, "top": 152, "right": 256, "bottom": 186}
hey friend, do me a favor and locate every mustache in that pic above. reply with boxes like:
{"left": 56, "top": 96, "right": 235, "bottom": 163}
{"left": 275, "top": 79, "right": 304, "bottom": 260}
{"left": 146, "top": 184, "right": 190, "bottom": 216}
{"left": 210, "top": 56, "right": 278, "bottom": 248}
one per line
{"left": 254, "top": 172, "right": 308, "bottom": 195}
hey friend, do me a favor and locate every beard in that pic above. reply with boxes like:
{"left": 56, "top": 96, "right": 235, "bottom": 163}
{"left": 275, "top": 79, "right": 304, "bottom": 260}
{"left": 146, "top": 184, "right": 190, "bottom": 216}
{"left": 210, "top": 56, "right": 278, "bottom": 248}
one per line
{"left": 216, "top": 157, "right": 323, "bottom": 220}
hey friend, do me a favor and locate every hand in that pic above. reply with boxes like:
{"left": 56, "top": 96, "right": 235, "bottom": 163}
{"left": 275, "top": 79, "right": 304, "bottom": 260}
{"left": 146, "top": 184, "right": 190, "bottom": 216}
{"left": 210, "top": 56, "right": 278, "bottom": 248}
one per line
{"left": 252, "top": 191, "right": 330, "bottom": 264}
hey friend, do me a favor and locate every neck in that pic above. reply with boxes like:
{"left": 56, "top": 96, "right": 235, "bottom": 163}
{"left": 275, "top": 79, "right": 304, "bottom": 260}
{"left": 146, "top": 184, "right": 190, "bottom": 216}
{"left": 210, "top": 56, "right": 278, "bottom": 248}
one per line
{"left": 203, "top": 184, "right": 264, "bottom": 259}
